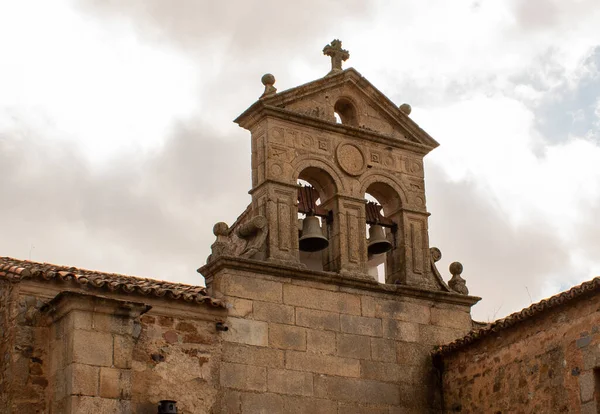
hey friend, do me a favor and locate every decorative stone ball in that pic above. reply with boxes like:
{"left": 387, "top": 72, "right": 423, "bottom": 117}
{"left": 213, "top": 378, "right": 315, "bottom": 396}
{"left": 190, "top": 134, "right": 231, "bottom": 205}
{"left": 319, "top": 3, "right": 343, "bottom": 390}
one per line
{"left": 399, "top": 103, "right": 412, "bottom": 115}
{"left": 213, "top": 222, "right": 229, "bottom": 236}
{"left": 261, "top": 73, "right": 275, "bottom": 86}
{"left": 449, "top": 261, "right": 463, "bottom": 276}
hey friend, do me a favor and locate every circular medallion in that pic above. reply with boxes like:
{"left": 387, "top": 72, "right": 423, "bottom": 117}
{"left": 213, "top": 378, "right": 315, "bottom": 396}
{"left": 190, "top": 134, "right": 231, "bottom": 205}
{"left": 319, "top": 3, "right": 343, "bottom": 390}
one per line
{"left": 336, "top": 143, "right": 367, "bottom": 176}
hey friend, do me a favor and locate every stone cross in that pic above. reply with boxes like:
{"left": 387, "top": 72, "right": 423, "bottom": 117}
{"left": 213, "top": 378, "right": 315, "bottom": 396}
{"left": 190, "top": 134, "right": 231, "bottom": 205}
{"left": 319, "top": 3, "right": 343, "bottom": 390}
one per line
{"left": 323, "top": 39, "right": 349, "bottom": 75}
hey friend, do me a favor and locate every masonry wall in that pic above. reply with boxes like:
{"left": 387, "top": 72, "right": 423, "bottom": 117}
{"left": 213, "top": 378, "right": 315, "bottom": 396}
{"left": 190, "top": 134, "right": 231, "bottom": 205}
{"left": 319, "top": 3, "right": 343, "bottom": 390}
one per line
{"left": 131, "top": 308, "right": 224, "bottom": 413}
{"left": 440, "top": 292, "right": 600, "bottom": 413}
{"left": 208, "top": 266, "right": 474, "bottom": 413}
{"left": 2, "top": 285, "right": 51, "bottom": 413}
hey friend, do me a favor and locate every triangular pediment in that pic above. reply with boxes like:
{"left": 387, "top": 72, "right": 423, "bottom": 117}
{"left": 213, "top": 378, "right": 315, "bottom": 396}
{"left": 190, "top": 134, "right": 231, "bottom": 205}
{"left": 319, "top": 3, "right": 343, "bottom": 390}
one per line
{"left": 236, "top": 68, "right": 438, "bottom": 150}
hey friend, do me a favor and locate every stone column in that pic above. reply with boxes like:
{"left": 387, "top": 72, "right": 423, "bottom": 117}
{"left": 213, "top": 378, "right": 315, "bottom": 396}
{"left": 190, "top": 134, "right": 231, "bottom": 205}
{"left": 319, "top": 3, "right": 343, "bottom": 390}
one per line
{"left": 322, "top": 195, "right": 368, "bottom": 276}
{"left": 251, "top": 181, "right": 300, "bottom": 265}
{"left": 43, "top": 291, "right": 150, "bottom": 413}
{"left": 386, "top": 210, "right": 431, "bottom": 287}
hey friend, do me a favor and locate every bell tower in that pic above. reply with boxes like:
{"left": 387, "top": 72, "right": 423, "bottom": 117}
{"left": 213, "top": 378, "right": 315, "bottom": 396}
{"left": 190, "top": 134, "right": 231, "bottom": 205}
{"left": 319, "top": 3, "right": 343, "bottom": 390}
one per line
{"left": 230, "top": 40, "right": 443, "bottom": 288}
{"left": 199, "top": 41, "right": 479, "bottom": 413}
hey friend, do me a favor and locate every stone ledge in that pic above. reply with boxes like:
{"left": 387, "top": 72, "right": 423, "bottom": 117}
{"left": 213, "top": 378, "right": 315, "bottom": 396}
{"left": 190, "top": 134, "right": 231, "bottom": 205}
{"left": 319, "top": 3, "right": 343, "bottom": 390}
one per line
{"left": 199, "top": 256, "right": 480, "bottom": 307}
{"left": 41, "top": 291, "right": 151, "bottom": 324}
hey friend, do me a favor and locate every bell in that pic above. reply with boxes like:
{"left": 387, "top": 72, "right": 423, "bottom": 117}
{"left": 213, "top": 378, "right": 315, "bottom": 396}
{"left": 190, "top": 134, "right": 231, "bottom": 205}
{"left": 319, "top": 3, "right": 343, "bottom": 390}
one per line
{"left": 299, "top": 216, "right": 329, "bottom": 252}
{"left": 367, "top": 224, "right": 392, "bottom": 256}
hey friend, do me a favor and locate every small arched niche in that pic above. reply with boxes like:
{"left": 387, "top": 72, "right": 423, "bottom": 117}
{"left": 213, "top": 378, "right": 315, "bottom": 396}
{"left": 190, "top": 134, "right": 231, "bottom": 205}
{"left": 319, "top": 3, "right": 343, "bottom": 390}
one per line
{"left": 334, "top": 98, "right": 359, "bottom": 127}
{"left": 297, "top": 167, "right": 337, "bottom": 271}
{"left": 364, "top": 182, "right": 402, "bottom": 283}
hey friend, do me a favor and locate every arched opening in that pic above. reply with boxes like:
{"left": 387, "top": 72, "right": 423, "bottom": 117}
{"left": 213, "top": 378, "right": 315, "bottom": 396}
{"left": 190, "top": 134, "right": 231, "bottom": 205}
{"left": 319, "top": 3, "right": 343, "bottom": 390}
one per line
{"left": 334, "top": 98, "right": 358, "bottom": 126}
{"left": 364, "top": 182, "right": 402, "bottom": 283}
{"left": 297, "top": 168, "right": 337, "bottom": 271}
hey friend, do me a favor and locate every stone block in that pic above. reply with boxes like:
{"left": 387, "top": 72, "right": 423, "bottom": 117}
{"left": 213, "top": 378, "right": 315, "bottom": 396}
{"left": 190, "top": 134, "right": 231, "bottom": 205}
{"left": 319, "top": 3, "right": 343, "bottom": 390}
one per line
{"left": 283, "top": 284, "right": 361, "bottom": 315}
{"left": 99, "top": 367, "right": 121, "bottom": 399}
{"left": 68, "top": 396, "right": 125, "bottom": 413}
{"left": 267, "top": 368, "right": 313, "bottom": 396}
{"left": 269, "top": 323, "right": 306, "bottom": 351}
{"left": 580, "top": 370, "right": 595, "bottom": 403}
{"left": 220, "top": 362, "right": 267, "bottom": 391}
{"left": 226, "top": 297, "right": 253, "bottom": 318}
{"left": 360, "top": 360, "right": 416, "bottom": 383}
{"left": 222, "top": 342, "right": 284, "bottom": 368}
{"left": 337, "top": 403, "right": 389, "bottom": 413}
{"left": 296, "top": 307, "right": 340, "bottom": 331}
{"left": 307, "top": 329, "right": 336, "bottom": 355}
{"left": 370, "top": 338, "right": 396, "bottom": 362}
{"left": 337, "top": 333, "right": 371, "bottom": 359}
{"left": 216, "top": 390, "right": 241, "bottom": 414}
{"left": 314, "top": 375, "right": 400, "bottom": 405}
{"left": 254, "top": 302, "right": 294, "bottom": 324}
{"left": 240, "top": 391, "right": 284, "bottom": 413}
{"left": 66, "top": 363, "right": 98, "bottom": 396}
{"left": 67, "top": 310, "right": 92, "bottom": 330}
{"left": 340, "top": 314, "right": 382, "bottom": 337}
{"left": 71, "top": 330, "right": 113, "bottom": 366}
{"left": 222, "top": 317, "right": 268, "bottom": 347}
{"left": 283, "top": 396, "right": 338, "bottom": 414}
{"left": 430, "top": 307, "right": 472, "bottom": 330}
{"left": 222, "top": 273, "right": 283, "bottom": 302}
{"left": 286, "top": 350, "right": 360, "bottom": 377}
{"left": 361, "top": 296, "right": 430, "bottom": 324}
{"left": 419, "top": 324, "right": 464, "bottom": 345}
{"left": 395, "top": 342, "right": 431, "bottom": 366}
{"left": 382, "top": 319, "right": 419, "bottom": 342}
{"left": 113, "top": 335, "right": 133, "bottom": 369}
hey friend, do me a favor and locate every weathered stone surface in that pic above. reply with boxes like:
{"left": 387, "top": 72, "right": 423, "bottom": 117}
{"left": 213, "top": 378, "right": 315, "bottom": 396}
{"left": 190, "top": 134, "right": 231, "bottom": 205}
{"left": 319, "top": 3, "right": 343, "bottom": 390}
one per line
{"left": 220, "top": 362, "right": 267, "bottom": 392}
{"left": 284, "top": 284, "right": 361, "bottom": 315}
{"left": 283, "top": 396, "right": 338, "bottom": 414}
{"left": 286, "top": 350, "right": 360, "bottom": 377}
{"left": 267, "top": 368, "right": 313, "bottom": 396}
{"left": 337, "top": 333, "right": 371, "bottom": 359}
{"left": 314, "top": 375, "right": 400, "bottom": 405}
{"left": 296, "top": 307, "right": 340, "bottom": 331}
{"left": 382, "top": 319, "right": 419, "bottom": 342}
{"left": 240, "top": 391, "right": 285, "bottom": 413}
{"left": 430, "top": 306, "right": 472, "bottom": 330}
{"left": 269, "top": 323, "right": 306, "bottom": 351}
{"left": 222, "top": 317, "right": 268, "bottom": 347}
{"left": 340, "top": 314, "right": 382, "bottom": 337}
{"left": 222, "top": 342, "right": 285, "bottom": 368}
{"left": 370, "top": 338, "right": 397, "bottom": 362}
{"left": 253, "top": 301, "right": 294, "bottom": 324}
{"left": 306, "top": 329, "right": 336, "bottom": 355}
{"left": 222, "top": 273, "right": 283, "bottom": 303}
{"left": 361, "top": 296, "right": 431, "bottom": 325}
{"left": 99, "top": 367, "right": 121, "bottom": 399}
{"left": 66, "top": 363, "right": 98, "bottom": 396}
{"left": 71, "top": 330, "right": 114, "bottom": 366}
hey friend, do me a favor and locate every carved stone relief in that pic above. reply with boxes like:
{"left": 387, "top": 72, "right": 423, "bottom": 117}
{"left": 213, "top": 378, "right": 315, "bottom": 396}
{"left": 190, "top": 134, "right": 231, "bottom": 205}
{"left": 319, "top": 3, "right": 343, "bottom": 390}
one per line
{"left": 336, "top": 142, "right": 367, "bottom": 176}
{"left": 207, "top": 216, "right": 268, "bottom": 263}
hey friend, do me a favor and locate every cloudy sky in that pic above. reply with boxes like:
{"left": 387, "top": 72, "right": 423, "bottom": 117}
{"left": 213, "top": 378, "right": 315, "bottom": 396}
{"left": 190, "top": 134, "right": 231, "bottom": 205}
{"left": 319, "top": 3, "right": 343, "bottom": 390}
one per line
{"left": 1, "top": 0, "right": 599, "bottom": 321}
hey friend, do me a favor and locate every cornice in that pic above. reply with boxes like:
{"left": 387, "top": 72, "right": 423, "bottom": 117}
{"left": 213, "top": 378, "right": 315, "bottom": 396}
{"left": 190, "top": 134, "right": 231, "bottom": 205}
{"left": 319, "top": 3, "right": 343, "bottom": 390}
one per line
{"left": 198, "top": 256, "right": 481, "bottom": 307}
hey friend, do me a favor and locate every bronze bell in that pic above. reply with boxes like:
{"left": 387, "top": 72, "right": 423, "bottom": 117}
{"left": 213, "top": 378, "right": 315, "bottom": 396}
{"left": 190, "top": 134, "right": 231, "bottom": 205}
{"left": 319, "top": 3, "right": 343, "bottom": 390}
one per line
{"left": 299, "top": 215, "right": 329, "bottom": 252}
{"left": 367, "top": 224, "right": 392, "bottom": 256}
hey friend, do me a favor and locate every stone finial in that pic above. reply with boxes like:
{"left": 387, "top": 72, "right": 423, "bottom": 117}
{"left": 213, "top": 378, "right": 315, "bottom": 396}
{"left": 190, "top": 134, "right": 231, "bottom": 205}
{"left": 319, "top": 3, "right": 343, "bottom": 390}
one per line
{"left": 260, "top": 73, "right": 277, "bottom": 98}
{"left": 399, "top": 103, "right": 412, "bottom": 115}
{"left": 323, "top": 39, "right": 349, "bottom": 75}
{"left": 448, "top": 262, "right": 469, "bottom": 295}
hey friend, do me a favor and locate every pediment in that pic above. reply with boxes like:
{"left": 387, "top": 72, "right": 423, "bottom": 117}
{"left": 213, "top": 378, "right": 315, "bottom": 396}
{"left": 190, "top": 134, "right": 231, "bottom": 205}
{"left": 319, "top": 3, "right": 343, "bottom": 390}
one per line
{"left": 249, "top": 68, "right": 439, "bottom": 150}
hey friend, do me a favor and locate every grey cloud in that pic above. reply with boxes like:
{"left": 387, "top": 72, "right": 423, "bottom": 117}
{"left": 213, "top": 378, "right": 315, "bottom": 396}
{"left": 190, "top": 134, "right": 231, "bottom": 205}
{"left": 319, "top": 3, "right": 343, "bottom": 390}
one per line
{"left": 0, "top": 116, "right": 251, "bottom": 285}
{"left": 425, "top": 163, "right": 574, "bottom": 321}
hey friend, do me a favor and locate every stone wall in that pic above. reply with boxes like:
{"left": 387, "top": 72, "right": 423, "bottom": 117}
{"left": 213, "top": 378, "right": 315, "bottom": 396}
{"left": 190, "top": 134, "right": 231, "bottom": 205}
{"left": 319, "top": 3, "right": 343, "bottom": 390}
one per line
{"left": 440, "top": 292, "right": 600, "bottom": 413}
{"left": 2, "top": 285, "right": 51, "bottom": 413}
{"left": 131, "top": 308, "right": 224, "bottom": 413}
{"left": 206, "top": 261, "right": 475, "bottom": 413}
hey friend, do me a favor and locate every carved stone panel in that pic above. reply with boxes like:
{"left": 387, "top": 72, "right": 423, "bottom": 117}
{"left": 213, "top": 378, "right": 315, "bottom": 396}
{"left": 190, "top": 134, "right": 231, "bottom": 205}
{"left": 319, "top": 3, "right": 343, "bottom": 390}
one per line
{"left": 336, "top": 142, "right": 367, "bottom": 176}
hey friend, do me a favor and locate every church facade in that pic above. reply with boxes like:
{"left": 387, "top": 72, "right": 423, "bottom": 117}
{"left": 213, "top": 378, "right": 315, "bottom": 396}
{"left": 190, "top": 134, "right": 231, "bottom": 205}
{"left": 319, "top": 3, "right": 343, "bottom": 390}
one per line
{"left": 0, "top": 41, "right": 598, "bottom": 413}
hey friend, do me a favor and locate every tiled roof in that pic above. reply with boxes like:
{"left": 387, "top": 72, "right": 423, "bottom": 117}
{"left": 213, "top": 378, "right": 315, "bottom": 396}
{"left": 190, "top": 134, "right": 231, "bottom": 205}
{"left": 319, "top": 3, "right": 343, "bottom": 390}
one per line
{"left": 0, "top": 257, "right": 224, "bottom": 308}
{"left": 435, "top": 276, "right": 600, "bottom": 357}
